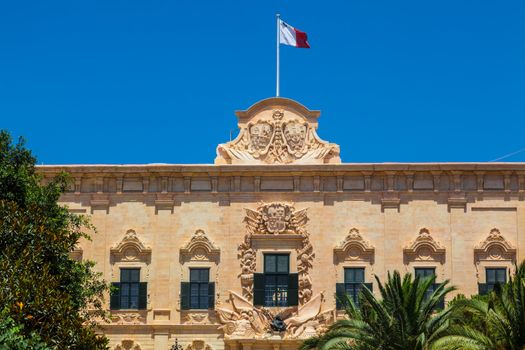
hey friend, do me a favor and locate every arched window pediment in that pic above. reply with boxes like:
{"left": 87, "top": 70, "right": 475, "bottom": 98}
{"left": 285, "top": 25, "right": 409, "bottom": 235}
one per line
{"left": 404, "top": 228, "right": 445, "bottom": 262}
{"left": 474, "top": 228, "right": 516, "bottom": 261}
{"left": 180, "top": 229, "right": 220, "bottom": 261}
{"left": 110, "top": 229, "right": 151, "bottom": 261}
{"left": 334, "top": 228, "right": 375, "bottom": 262}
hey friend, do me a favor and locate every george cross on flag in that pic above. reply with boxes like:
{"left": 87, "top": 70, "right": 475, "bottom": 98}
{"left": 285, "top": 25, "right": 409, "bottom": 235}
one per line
{"left": 279, "top": 19, "right": 310, "bottom": 48}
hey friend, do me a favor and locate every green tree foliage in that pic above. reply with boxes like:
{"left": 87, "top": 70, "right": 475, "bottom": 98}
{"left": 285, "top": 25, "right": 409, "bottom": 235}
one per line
{"left": 432, "top": 262, "right": 525, "bottom": 350}
{"left": 0, "top": 130, "right": 109, "bottom": 349}
{"left": 300, "top": 271, "right": 455, "bottom": 350}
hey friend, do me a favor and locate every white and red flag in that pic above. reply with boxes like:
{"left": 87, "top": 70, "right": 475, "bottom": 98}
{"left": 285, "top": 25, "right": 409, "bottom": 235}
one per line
{"left": 279, "top": 19, "right": 310, "bottom": 48}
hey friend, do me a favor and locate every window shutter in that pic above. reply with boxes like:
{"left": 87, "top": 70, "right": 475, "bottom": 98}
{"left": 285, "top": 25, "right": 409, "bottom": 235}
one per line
{"left": 363, "top": 283, "right": 373, "bottom": 293}
{"left": 288, "top": 273, "right": 299, "bottom": 306}
{"left": 208, "top": 282, "right": 215, "bottom": 309}
{"left": 181, "top": 282, "right": 190, "bottom": 310}
{"left": 138, "top": 282, "right": 147, "bottom": 310}
{"left": 110, "top": 282, "right": 121, "bottom": 310}
{"left": 335, "top": 283, "right": 345, "bottom": 309}
{"left": 253, "top": 273, "right": 265, "bottom": 306}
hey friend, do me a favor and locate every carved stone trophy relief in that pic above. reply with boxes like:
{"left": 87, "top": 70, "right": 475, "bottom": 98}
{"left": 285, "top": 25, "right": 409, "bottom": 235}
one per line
{"left": 217, "top": 202, "right": 331, "bottom": 339}
{"left": 215, "top": 103, "right": 341, "bottom": 164}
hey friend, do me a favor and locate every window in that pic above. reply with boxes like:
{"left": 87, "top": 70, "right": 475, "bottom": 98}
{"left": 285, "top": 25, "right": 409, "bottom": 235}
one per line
{"left": 264, "top": 254, "right": 289, "bottom": 307}
{"left": 414, "top": 267, "right": 444, "bottom": 309}
{"left": 336, "top": 268, "right": 372, "bottom": 309}
{"left": 253, "top": 254, "right": 298, "bottom": 307}
{"left": 180, "top": 269, "right": 215, "bottom": 310}
{"left": 486, "top": 268, "right": 506, "bottom": 284}
{"left": 110, "top": 268, "right": 147, "bottom": 310}
{"left": 190, "top": 268, "right": 210, "bottom": 309}
{"left": 479, "top": 268, "right": 507, "bottom": 295}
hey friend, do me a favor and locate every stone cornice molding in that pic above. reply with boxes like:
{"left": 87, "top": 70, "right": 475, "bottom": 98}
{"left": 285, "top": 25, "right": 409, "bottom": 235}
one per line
{"left": 180, "top": 229, "right": 220, "bottom": 261}
{"left": 334, "top": 228, "right": 375, "bottom": 261}
{"left": 474, "top": 228, "right": 516, "bottom": 256}
{"left": 110, "top": 229, "right": 152, "bottom": 259}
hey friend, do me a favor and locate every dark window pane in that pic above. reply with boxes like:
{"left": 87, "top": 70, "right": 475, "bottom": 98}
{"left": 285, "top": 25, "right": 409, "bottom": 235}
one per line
{"left": 130, "top": 269, "right": 140, "bottom": 282}
{"left": 200, "top": 284, "right": 208, "bottom": 294}
{"left": 121, "top": 283, "right": 130, "bottom": 296}
{"left": 200, "top": 296, "right": 208, "bottom": 308}
{"left": 345, "top": 268, "right": 365, "bottom": 283}
{"left": 277, "top": 255, "right": 289, "bottom": 273}
{"left": 496, "top": 269, "right": 506, "bottom": 283}
{"left": 190, "top": 297, "right": 199, "bottom": 309}
{"left": 486, "top": 269, "right": 495, "bottom": 283}
{"left": 121, "top": 298, "right": 129, "bottom": 309}
{"left": 190, "top": 269, "right": 199, "bottom": 282}
{"left": 265, "top": 255, "right": 276, "bottom": 273}
{"left": 200, "top": 269, "right": 209, "bottom": 282}
{"left": 129, "top": 296, "right": 138, "bottom": 309}
{"left": 415, "top": 268, "right": 435, "bottom": 278}
{"left": 130, "top": 284, "right": 139, "bottom": 296}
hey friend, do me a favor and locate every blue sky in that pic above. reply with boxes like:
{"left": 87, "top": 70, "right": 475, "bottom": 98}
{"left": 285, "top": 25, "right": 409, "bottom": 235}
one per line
{"left": 1, "top": 1, "right": 524, "bottom": 164}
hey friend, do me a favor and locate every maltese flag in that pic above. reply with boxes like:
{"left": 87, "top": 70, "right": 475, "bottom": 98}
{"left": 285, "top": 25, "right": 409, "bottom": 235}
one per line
{"left": 279, "top": 20, "right": 310, "bottom": 48}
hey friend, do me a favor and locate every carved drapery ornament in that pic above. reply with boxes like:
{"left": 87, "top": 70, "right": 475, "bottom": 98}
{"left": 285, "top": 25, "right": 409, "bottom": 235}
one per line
{"left": 404, "top": 228, "right": 445, "bottom": 263}
{"left": 474, "top": 228, "right": 516, "bottom": 261}
{"left": 215, "top": 98, "right": 340, "bottom": 164}
{"left": 108, "top": 311, "right": 145, "bottom": 325}
{"left": 216, "top": 291, "right": 333, "bottom": 340}
{"left": 180, "top": 229, "right": 220, "bottom": 261}
{"left": 110, "top": 229, "right": 152, "bottom": 262}
{"left": 334, "top": 228, "right": 375, "bottom": 262}
{"left": 239, "top": 202, "right": 314, "bottom": 305}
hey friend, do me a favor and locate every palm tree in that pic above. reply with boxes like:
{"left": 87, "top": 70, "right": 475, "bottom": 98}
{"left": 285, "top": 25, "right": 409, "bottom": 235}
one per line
{"left": 300, "top": 271, "right": 455, "bottom": 350}
{"left": 431, "top": 261, "right": 525, "bottom": 350}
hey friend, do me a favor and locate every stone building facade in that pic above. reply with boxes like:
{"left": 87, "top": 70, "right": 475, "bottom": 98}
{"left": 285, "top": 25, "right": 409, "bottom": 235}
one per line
{"left": 39, "top": 98, "right": 524, "bottom": 350}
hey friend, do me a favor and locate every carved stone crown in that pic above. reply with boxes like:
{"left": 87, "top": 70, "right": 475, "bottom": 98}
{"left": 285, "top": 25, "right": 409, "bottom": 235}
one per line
{"left": 215, "top": 98, "right": 341, "bottom": 165}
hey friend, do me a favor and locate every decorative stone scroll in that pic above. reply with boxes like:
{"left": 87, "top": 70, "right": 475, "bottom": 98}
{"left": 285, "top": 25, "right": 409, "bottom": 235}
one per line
{"left": 215, "top": 98, "right": 340, "bottom": 164}
{"left": 180, "top": 229, "right": 220, "bottom": 262}
{"left": 474, "top": 228, "right": 516, "bottom": 261}
{"left": 239, "top": 202, "right": 314, "bottom": 305}
{"left": 216, "top": 291, "right": 332, "bottom": 340}
{"left": 334, "top": 228, "right": 375, "bottom": 263}
{"left": 403, "top": 228, "right": 445, "bottom": 263}
{"left": 110, "top": 229, "right": 152, "bottom": 262}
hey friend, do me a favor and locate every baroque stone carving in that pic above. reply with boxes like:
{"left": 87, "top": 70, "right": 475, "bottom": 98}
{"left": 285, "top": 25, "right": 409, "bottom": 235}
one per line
{"left": 240, "top": 203, "right": 314, "bottom": 305}
{"left": 110, "top": 229, "right": 152, "bottom": 262}
{"left": 180, "top": 229, "right": 220, "bottom": 261}
{"left": 186, "top": 340, "right": 212, "bottom": 350}
{"left": 334, "top": 228, "right": 375, "bottom": 262}
{"left": 216, "top": 291, "right": 332, "bottom": 339}
{"left": 474, "top": 228, "right": 516, "bottom": 261}
{"left": 216, "top": 99, "right": 340, "bottom": 164}
{"left": 404, "top": 228, "right": 445, "bottom": 263}
{"left": 109, "top": 312, "right": 146, "bottom": 325}
{"left": 114, "top": 339, "right": 142, "bottom": 350}
{"left": 182, "top": 312, "right": 214, "bottom": 325}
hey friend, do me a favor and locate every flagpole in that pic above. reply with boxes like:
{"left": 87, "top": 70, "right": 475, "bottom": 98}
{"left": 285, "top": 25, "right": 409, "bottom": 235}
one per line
{"left": 276, "top": 13, "right": 280, "bottom": 97}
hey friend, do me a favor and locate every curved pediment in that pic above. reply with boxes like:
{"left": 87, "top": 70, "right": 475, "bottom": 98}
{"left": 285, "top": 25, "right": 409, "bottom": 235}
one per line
{"left": 334, "top": 228, "right": 375, "bottom": 262}
{"left": 404, "top": 228, "right": 445, "bottom": 262}
{"left": 215, "top": 98, "right": 341, "bottom": 165}
{"left": 474, "top": 228, "right": 516, "bottom": 260}
{"left": 110, "top": 229, "right": 151, "bottom": 261}
{"left": 180, "top": 229, "right": 220, "bottom": 261}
